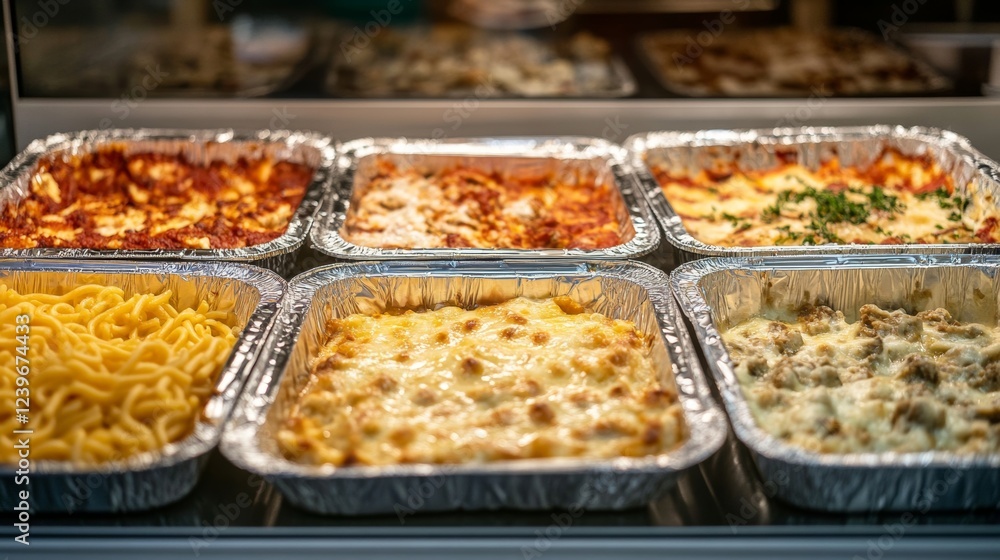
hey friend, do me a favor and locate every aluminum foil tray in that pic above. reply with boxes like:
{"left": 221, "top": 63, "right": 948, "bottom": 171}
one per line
{"left": 671, "top": 253, "right": 1000, "bottom": 512}
{"left": 0, "top": 129, "right": 337, "bottom": 278}
{"left": 222, "top": 260, "right": 726, "bottom": 515}
{"left": 310, "top": 137, "right": 660, "bottom": 261}
{"left": 636, "top": 28, "right": 952, "bottom": 98}
{"left": 324, "top": 26, "right": 637, "bottom": 98}
{"left": 0, "top": 259, "right": 285, "bottom": 513}
{"left": 130, "top": 20, "right": 321, "bottom": 98}
{"left": 627, "top": 125, "right": 1000, "bottom": 267}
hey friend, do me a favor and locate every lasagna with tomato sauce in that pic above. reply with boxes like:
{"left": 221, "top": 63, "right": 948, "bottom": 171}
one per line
{"left": 277, "top": 297, "right": 686, "bottom": 466}
{"left": 723, "top": 304, "right": 1000, "bottom": 454}
{"left": 340, "top": 158, "right": 629, "bottom": 250}
{"left": 651, "top": 148, "right": 1000, "bottom": 247}
{"left": 0, "top": 146, "right": 313, "bottom": 250}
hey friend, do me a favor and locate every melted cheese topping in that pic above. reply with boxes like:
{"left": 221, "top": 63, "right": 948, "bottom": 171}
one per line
{"left": 0, "top": 146, "right": 313, "bottom": 250}
{"left": 643, "top": 27, "right": 944, "bottom": 96}
{"left": 278, "top": 297, "right": 686, "bottom": 466}
{"left": 341, "top": 159, "right": 628, "bottom": 250}
{"left": 652, "top": 149, "right": 1000, "bottom": 247}
{"left": 722, "top": 305, "right": 1000, "bottom": 454}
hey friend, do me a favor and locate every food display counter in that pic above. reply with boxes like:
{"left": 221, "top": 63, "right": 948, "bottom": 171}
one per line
{"left": 1, "top": 1, "right": 999, "bottom": 559}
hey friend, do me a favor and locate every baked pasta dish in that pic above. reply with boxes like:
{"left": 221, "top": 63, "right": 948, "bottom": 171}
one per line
{"left": 641, "top": 28, "right": 946, "bottom": 97}
{"left": 341, "top": 158, "right": 629, "bottom": 249}
{"left": 0, "top": 284, "right": 238, "bottom": 464}
{"left": 277, "top": 297, "right": 686, "bottom": 466}
{"left": 330, "top": 25, "right": 624, "bottom": 97}
{"left": 0, "top": 146, "right": 312, "bottom": 250}
{"left": 723, "top": 304, "right": 1000, "bottom": 454}
{"left": 651, "top": 148, "right": 1000, "bottom": 247}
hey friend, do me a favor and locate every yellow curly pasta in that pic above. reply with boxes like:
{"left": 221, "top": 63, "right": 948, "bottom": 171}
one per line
{"left": 0, "top": 284, "right": 237, "bottom": 465}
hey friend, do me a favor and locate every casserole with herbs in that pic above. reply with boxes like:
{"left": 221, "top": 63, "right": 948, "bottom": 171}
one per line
{"left": 650, "top": 148, "right": 997, "bottom": 247}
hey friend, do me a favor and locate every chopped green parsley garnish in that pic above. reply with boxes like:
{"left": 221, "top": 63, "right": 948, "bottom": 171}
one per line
{"left": 722, "top": 212, "right": 752, "bottom": 231}
{"left": 764, "top": 185, "right": 904, "bottom": 244}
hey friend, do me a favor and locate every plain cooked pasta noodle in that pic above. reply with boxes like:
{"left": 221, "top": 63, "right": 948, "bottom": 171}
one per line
{"left": 0, "top": 283, "right": 238, "bottom": 465}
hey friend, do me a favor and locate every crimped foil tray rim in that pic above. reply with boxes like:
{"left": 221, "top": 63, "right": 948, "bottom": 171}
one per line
{"left": 635, "top": 27, "right": 953, "bottom": 98}
{"left": 671, "top": 253, "right": 1000, "bottom": 470}
{"left": 0, "top": 128, "right": 337, "bottom": 262}
{"left": 221, "top": 259, "right": 726, "bottom": 481}
{"left": 626, "top": 124, "right": 1000, "bottom": 258}
{"left": 0, "top": 258, "right": 286, "bottom": 475}
{"left": 309, "top": 136, "right": 661, "bottom": 260}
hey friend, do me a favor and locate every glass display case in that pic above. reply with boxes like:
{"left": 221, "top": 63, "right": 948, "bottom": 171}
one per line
{"left": 1, "top": 1, "right": 999, "bottom": 559}
{"left": 2, "top": 0, "right": 1000, "bottom": 156}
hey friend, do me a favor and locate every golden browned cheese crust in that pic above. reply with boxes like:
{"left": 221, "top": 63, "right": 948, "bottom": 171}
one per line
{"left": 278, "top": 297, "right": 686, "bottom": 466}
{"left": 652, "top": 148, "right": 1000, "bottom": 247}
{"left": 340, "top": 159, "right": 627, "bottom": 250}
{"left": 722, "top": 305, "right": 1000, "bottom": 454}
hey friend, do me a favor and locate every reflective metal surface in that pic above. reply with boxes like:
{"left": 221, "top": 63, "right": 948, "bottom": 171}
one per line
{"left": 0, "top": 128, "right": 336, "bottom": 276}
{"left": 311, "top": 137, "right": 660, "bottom": 260}
{"left": 627, "top": 125, "right": 1000, "bottom": 267}
{"left": 672, "top": 254, "right": 1000, "bottom": 512}
{"left": 0, "top": 259, "right": 285, "bottom": 512}
{"left": 223, "top": 260, "right": 724, "bottom": 514}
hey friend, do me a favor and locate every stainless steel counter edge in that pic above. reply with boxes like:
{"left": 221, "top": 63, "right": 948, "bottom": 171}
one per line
{"left": 3, "top": 531, "right": 999, "bottom": 560}
{"left": 12, "top": 98, "right": 1000, "bottom": 160}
